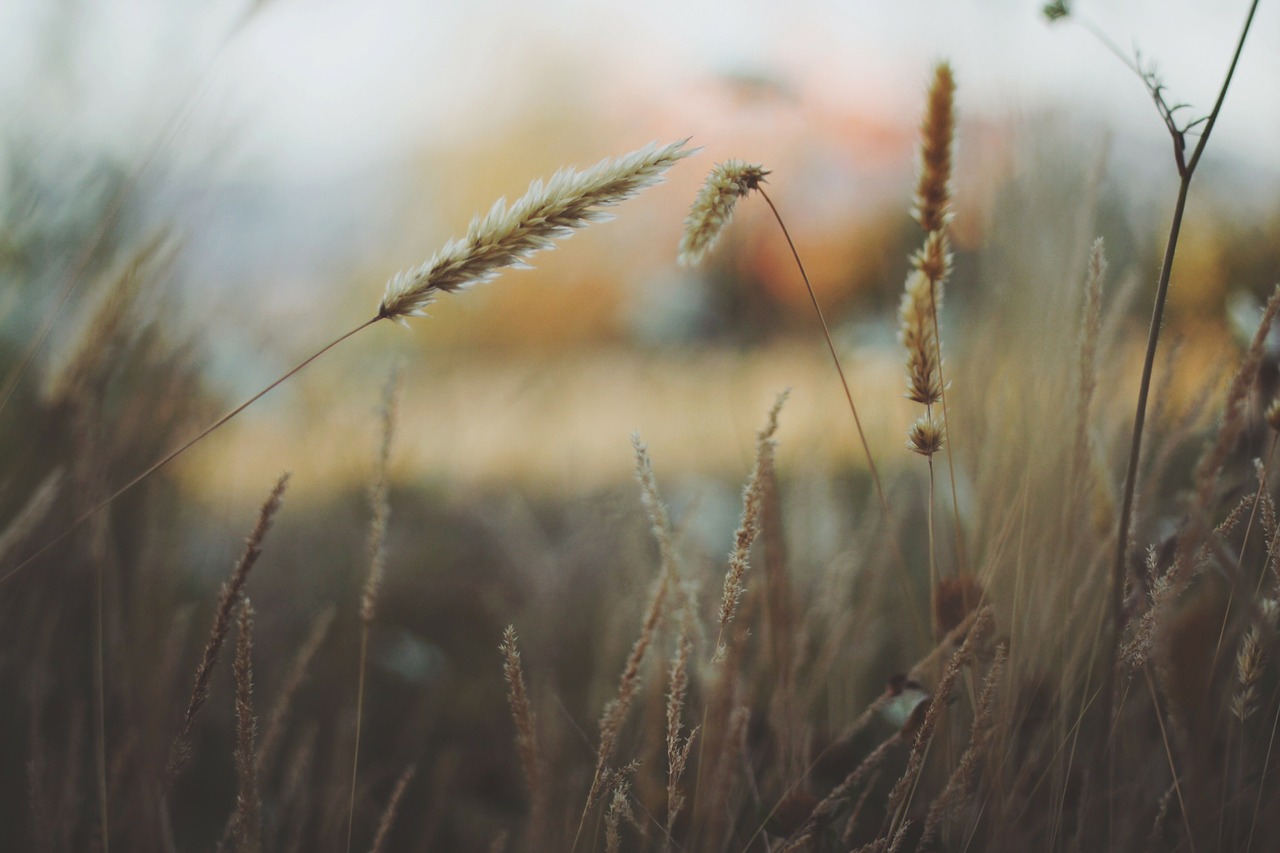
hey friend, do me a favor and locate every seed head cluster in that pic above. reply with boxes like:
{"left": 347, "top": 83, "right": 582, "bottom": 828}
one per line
{"left": 379, "top": 139, "right": 695, "bottom": 322}
{"left": 677, "top": 161, "right": 769, "bottom": 267}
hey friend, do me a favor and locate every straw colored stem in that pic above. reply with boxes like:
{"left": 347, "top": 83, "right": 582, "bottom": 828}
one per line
{"left": 756, "top": 187, "right": 926, "bottom": 644}
{"left": 0, "top": 315, "right": 382, "bottom": 589}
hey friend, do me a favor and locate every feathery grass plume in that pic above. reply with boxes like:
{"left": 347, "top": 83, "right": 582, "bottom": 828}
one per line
{"left": 676, "top": 160, "right": 769, "bottom": 266}
{"left": 1126, "top": 287, "right": 1280, "bottom": 668}
{"left": 166, "top": 473, "right": 289, "bottom": 786}
{"left": 907, "top": 414, "right": 945, "bottom": 457}
{"left": 1071, "top": 239, "right": 1108, "bottom": 521}
{"left": 360, "top": 369, "right": 400, "bottom": 625}
{"left": 43, "top": 234, "right": 168, "bottom": 409}
{"left": 349, "top": 372, "right": 401, "bottom": 853}
{"left": 232, "top": 600, "right": 262, "bottom": 853}
{"left": 604, "top": 782, "right": 633, "bottom": 853}
{"left": 366, "top": 764, "right": 416, "bottom": 853}
{"left": 664, "top": 631, "right": 697, "bottom": 844}
{"left": 913, "top": 62, "right": 955, "bottom": 234}
{"left": 1181, "top": 285, "right": 1280, "bottom": 553}
{"left": 781, "top": 732, "right": 902, "bottom": 852}
{"left": 1, "top": 140, "right": 695, "bottom": 590}
{"left": 500, "top": 626, "right": 541, "bottom": 804}
{"left": 575, "top": 436, "right": 675, "bottom": 847}
{"left": 899, "top": 271, "right": 944, "bottom": 407}
{"left": 883, "top": 606, "right": 992, "bottom": 842}
{"left": 1231, "top": 599, "right": 1276, "bottom": 722}
{"left": 716, "top": 390, "right": 788, "bottom": 658}
{"left": 380, "top": 139, "right": 695, "bottom": 321}
{"left": 915, "top": 640, "right": 1008, "bottom": 851}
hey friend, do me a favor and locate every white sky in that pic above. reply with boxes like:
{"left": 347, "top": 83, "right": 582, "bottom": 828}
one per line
{"left": 1, "top": 0, "right": 1275, "bottom": 181}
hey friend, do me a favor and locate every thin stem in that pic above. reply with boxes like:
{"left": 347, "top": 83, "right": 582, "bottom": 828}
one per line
{"left": 1106, "top": 0, "right": 1259, "bottom": 736}
{"left": 927, "top": 260, "right": 966, "bottom": 578}
{"left": 0, "top": 315, "right": 384, "bottom": 589}
{"left": 93, "top": 553, "right": 110, "bottom": 853}
{"left": 346, "top": 626, "right": 370, "bottom": 853}
{"left": 756, "top": 189, "right": 885, "bottom": 507}
{"left": 1109, "top": 173, "right": 1190, "bottom": 675}
{"left": 756, "top": 188, "right": 928, "bottom": 645}
{"left": 927, "top": 448, "right": 938, "bottom": 637}
{"left": 1185, "top": 0, "right": 1260, "bottom": 177}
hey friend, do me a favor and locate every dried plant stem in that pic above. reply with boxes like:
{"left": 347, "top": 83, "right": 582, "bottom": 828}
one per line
{"left": 92, "top": 541, "right": 110, "bottom": 853}
{"left": 349, "top": 377, "right": 400, "bottom": 853}
{"left": 5, "top": 140, "right": 692, "bottom": 590}
{"left": 500, "top": 626, "right": 542, "bottom": 815}
{"left": 346, "top": 629, "right": 369, "bottom": 853}
{"left": 755, "top": 189, "right": 882, "bottom": 509}
{"left": 1106, "top": 0, "right": 1260, "bottom": 734}
{"left": 756, "top": 187, "right": 926, "bottom": 643}
{"left": 167, "top": 474, "right": 290, "bottom": 786}
{"left": 926, "top": 448, "right": 939, "bottom": 636}
{"left": 928, "top": 293, "right": 965, "bottom": 578}
{"left": 367, "top": 764, "right": 416, "bottom": 853}
{"left": 713, "top": 390, "right": 786, "bottom": 657}
{"left": 1, "top": 317, "right": 378, "bottom": 589}
{"left": 572, "top": 437, "right": 676, "bottom": 853}
{"left": 232, "top": 601, "right": 262, "bottom": 853}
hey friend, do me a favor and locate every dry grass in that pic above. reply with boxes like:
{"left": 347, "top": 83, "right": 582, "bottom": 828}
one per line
{"left": 5, "top": 6, "right": 1280, "bottom": 853}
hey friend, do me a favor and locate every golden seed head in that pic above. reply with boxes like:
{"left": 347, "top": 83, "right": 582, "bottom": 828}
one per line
{"left": 907, "top": 415, "right": 946, "bottom": 457}
{"left": 380, "top": 139, "right": 696, "bottom": 322}
{"left": 912, "top": 62, "right": 956, "bottom": 235}
{"left": 677, "top": 160, "right": 770, "bottom": 267}
{"left": 899, "top": 270, "right": 944, "bottom": 406}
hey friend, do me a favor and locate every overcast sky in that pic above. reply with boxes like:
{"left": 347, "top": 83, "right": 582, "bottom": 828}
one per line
{"left": 2, "top": 0, "right": 1276, "bottom": 181}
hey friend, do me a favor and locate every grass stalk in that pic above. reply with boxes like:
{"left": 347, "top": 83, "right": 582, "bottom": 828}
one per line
{"left": 1105, "top": 0, "right": 1261, "bottom": 733}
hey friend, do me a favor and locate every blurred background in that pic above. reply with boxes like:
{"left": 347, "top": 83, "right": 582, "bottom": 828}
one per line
{"left": 2, "top": 0, "right": 1279, "bottom": 849}
{"left": 3, "top": 0, "right": 1277, "bottom": 500}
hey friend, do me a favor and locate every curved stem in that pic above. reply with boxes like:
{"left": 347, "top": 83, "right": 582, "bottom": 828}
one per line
{"left": 0, "top": 315, "right": 384, "bottom": 588}
{"left": 1185, "top": 0, "right": 1259, "bottom": 176}
{"left": 756, "top": 188, "right": 928, "bottom": 646}
{"left": 1104, "top": 0, "right": 1259, "bottom": 749}
{"left": 1107, "top": 175, "right": 1190, "bottom": 694}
